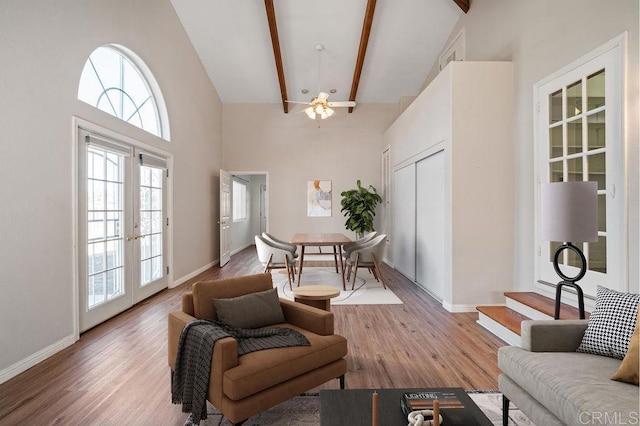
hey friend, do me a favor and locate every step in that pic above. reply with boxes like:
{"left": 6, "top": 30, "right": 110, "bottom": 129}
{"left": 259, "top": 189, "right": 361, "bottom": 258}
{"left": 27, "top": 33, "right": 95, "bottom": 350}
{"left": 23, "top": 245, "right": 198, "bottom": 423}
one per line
{"left": 476, "top": 306, "right": 531, "bottom": 335}
{"left": 505, "top": 292, "right": 590, "bottom": 320}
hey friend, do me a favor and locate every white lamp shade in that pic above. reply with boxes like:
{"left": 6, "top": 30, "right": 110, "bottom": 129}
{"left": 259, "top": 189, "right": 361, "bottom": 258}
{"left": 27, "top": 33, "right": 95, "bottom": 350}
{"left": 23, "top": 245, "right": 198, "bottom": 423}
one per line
{"left": 541, "top": 181, "right": 598, "bottom": 243}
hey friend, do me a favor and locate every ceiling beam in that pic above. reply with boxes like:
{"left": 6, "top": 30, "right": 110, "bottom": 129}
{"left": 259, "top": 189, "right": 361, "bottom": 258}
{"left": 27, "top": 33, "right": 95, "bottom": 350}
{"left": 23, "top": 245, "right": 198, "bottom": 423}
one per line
{"left": 264, "top": 0, "right": 289, "bottom": 113}
{"left": 348, "top": 0, "right": 377, "bottom": 113}
{"left": 453, "top": 0, "right": 470, "bottom": 13}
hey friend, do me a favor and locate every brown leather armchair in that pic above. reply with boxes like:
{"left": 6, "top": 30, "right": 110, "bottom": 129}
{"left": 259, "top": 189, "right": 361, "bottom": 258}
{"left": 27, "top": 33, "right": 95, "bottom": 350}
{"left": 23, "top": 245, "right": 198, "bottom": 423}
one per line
{"left": 168, "top": 273, "right": 347, "bottom": 425}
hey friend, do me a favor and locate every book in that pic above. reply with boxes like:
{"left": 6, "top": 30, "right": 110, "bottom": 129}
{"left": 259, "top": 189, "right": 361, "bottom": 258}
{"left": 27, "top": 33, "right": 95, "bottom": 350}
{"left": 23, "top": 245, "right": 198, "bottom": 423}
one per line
{"left": 401, "top": 390, "right": 464, "bottom": 416}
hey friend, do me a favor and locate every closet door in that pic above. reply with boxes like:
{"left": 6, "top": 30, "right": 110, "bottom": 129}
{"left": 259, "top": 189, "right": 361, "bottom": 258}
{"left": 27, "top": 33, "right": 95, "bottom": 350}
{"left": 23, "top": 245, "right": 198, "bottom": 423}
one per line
{"left": 393, "top": 164, "right": 416, "bottom": 281}
{"left": 415, "top": 150, "right": 445, "bottom": 299}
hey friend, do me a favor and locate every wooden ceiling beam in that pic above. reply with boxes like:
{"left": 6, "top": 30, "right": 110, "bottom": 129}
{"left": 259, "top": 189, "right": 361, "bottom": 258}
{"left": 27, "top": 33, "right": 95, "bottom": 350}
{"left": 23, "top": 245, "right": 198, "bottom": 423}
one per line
{"left": 347, "top": 0, "right": 376, "bottom": 113}
{"left": 453, "top": 0, "right": 470, "bottom": 13}
{"left": 264, "top": 0, "right": 289, "bottom": 113}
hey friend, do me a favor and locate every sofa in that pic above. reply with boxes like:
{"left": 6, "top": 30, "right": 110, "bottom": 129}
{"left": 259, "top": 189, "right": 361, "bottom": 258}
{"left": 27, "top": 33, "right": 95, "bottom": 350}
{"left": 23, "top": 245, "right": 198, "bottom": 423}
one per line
{"left": 498, "top": 319, "right": 639, "bottom": 426}
{"left": 168, "top": 273, "right": 348, "bottom": 424}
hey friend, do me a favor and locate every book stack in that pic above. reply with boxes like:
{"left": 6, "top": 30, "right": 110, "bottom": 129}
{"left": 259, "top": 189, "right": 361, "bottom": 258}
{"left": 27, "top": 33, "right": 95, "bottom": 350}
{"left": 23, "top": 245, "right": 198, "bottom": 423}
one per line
{"left": 401, "top": 390, "right": 464, "bottom": 417}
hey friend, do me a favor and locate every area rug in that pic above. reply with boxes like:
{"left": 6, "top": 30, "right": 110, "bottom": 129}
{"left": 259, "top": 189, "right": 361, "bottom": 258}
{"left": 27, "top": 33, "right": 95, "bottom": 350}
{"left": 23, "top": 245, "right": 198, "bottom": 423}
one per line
{"left": 271, "top": 267, "right": 403, "bottom": 305}
{"left": 185, "top": 391, "right": 535, "bottom": 426}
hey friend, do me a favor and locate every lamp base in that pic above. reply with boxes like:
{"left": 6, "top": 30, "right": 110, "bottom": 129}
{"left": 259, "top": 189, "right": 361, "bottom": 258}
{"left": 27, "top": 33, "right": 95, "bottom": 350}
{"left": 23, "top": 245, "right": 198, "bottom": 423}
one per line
{"left": 552, "top": 242, "right": 587, "bottom": 320}
{"left": 554, "top": 281, "right": 586, "bottom": 320}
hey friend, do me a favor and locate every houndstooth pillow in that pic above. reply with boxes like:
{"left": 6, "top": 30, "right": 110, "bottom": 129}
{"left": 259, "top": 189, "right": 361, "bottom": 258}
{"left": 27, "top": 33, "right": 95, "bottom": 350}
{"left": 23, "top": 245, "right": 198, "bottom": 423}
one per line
{"left": 577, "top": 286, "right": 639, "bottom": 359}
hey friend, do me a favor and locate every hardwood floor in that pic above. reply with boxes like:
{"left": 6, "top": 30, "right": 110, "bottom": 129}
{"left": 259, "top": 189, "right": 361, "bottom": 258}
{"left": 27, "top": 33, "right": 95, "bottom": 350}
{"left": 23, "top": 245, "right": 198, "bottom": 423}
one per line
{"left": 0, "top": 246, "right": 506, "bottom": 425}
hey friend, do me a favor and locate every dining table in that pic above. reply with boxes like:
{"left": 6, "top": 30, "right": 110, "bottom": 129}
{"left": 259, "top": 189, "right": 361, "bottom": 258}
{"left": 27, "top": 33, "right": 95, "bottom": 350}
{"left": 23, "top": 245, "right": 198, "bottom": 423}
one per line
{"left": 289, "top": 233, "right": 352, "bottom": 290}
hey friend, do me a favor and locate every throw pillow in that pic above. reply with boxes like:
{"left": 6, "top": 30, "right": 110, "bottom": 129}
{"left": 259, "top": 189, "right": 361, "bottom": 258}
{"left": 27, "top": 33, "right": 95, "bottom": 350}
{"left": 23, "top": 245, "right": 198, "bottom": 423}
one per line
{"left": 577, "top": 285, "right": 639, "bottom": 360}
{"left": 213, "top": 288, "right": 285, "bottom": 329}
{"left": 611, "top": 305, "right": 640, "bottom": 385}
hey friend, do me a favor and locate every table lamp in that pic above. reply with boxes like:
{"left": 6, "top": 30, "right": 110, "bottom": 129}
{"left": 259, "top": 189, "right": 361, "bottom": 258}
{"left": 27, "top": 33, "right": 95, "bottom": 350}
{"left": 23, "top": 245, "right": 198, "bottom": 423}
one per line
{"left": 541, "top": 181, "right": 598, "bottom": 319}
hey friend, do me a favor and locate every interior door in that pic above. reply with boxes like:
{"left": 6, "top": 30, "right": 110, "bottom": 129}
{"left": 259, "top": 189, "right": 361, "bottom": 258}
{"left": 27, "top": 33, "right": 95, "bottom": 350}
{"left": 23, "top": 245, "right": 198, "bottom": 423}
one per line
{"left": 79, "top": 130, "right": 168, "bottom": 331}
{"left": 393, "top": 163, "right": 416, "bottom": 281}
{"left": 415, "top": 150, "right": 445, "bottom": 299}
{"left": 219, "top": 169, "right": 231, "bottom": 267}
{"left": 259, "top": 183, "right": 267, "bottom": 234}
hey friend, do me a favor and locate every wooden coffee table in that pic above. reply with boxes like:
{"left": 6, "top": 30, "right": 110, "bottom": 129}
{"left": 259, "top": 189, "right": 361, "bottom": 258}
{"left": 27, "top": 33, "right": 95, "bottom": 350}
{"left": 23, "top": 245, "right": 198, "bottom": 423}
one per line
{"left": 292, "top": 285, "right": 340, "bottom": 311}
{"left": 320, "top": 388, "right": 493, "bottom": 425}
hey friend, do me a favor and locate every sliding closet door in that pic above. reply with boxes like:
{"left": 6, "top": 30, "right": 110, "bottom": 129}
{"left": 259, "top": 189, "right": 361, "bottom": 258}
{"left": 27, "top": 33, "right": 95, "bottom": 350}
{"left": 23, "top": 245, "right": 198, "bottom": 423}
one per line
{"left": 415, "top": 150, "right": 445, "bottom": 299}
{"left": 393, "top": 164, "right": 416, "bottom": 281}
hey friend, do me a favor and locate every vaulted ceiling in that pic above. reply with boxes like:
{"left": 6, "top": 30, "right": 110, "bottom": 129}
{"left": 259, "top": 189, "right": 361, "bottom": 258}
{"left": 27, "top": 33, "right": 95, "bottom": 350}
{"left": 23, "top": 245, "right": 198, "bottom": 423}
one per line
{"left": 170, "top": 0, "right": 466, "bottom": 113}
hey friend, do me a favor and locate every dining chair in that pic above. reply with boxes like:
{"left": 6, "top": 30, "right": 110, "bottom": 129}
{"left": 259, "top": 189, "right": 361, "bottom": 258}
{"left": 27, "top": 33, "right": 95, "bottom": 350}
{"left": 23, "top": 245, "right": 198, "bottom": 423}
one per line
{"left": 343, "top": 234, "right": 387, "bottom": 290}
{"left": 255, "top": 235, "right": 298, "bottom": 289}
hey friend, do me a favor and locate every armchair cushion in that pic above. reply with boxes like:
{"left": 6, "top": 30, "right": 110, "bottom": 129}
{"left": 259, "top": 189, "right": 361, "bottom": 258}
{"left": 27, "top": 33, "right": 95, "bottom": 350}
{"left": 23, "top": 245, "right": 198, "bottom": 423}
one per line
{"left": 577, "top": 286, "right": 639, "bottom": 359}
{"left": 214, "top": 288, "right": 284, "bottom": 329}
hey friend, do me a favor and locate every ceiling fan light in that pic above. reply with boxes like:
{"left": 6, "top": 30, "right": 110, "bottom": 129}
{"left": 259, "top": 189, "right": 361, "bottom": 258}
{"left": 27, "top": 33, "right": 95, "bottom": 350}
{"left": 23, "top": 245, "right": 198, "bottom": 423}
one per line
{"left": 326, "top": 107, "right": 334, "bottom": 117}
{"left": 304, "top": 107, "right": 315, "bottom": 119}
{"left": 315, "top": 104, "right": 324, "bottom": 115}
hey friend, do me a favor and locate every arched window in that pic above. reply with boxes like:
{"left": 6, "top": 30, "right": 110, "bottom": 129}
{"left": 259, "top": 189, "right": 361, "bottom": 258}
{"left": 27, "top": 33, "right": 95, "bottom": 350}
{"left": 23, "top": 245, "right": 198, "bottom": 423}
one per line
{"left": 78, "top": 45, "right": 170, "bottom": 140}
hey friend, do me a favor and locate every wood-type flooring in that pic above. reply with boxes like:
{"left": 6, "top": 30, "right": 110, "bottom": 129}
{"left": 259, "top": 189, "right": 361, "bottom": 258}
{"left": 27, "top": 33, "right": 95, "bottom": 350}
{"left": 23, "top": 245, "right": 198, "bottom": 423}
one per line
{"left": 0, "top": 246, "right": 506, "bottom": 425}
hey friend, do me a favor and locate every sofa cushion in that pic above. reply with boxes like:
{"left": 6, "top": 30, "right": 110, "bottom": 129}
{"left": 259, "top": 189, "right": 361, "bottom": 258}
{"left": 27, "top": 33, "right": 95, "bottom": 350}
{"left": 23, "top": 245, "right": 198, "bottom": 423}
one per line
{"left": 214, "top": 288, "right": 285, "bottom": 329}
{"left": 222, "top": 324, "right": 348, "bottom": 400}
{"left": 611, "top": 305, "right": 640, "bottom": 385}
{"left": 499, "top": 346, "right": 639, "bottom": 425}
{"left": 577, "top": 285, "right": 639, "bottom": 359}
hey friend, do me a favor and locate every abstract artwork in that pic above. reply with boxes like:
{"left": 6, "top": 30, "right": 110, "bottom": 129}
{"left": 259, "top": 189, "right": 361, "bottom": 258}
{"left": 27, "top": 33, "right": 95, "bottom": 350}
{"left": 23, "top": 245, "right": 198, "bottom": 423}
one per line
{"left": 307, "top": 180, "right": 332, "bottom": 217}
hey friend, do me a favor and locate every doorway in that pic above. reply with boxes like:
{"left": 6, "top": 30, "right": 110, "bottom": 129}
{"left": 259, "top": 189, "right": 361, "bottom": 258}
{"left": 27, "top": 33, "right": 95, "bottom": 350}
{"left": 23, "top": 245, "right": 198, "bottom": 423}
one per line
{"left": 225, "top": 173, "right": 268, "bottom": 258}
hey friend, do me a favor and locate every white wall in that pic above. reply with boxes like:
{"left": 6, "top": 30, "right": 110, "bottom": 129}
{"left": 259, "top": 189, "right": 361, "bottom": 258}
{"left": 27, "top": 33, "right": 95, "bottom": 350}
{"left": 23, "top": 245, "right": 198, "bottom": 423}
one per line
{"left": 0, "top": 0, "right": 222, "bottom": 379}
{"left": 427, "top": 0, "right": 639, "bottom": 293}
{"left": 222, "top": 104, "right": 399, "bottom": 240}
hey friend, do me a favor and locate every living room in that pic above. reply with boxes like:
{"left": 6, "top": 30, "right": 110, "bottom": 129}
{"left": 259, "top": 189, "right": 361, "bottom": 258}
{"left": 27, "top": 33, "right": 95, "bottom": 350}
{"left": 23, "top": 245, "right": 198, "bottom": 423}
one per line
{"left": 0, "top": 0, "right": 638, "bottom": 424}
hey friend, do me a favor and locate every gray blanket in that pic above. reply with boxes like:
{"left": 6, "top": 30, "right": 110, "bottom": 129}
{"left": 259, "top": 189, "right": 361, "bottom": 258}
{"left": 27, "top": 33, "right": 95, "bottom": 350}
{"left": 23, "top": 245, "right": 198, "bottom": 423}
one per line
{"left": 171, "top": 320, "right": 310, "bottom": 424}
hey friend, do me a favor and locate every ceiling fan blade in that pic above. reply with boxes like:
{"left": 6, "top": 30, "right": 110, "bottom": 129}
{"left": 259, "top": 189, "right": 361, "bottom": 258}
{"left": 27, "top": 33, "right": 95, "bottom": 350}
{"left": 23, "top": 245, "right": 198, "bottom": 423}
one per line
{"left": 317, "top": 92, "right": 330, "bottom": 102}
{"left": 327, "top": 101, "right": 356, "bottom": 108}
{"left": 285, "top": 100, "right": 311, "bottom": 105}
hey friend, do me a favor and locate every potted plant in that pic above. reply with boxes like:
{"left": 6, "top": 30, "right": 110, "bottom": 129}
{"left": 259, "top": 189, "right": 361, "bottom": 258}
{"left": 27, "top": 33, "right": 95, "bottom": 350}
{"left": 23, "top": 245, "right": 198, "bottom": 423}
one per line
{"left": 340, "top": 180, "right": 383, "bottom": 238}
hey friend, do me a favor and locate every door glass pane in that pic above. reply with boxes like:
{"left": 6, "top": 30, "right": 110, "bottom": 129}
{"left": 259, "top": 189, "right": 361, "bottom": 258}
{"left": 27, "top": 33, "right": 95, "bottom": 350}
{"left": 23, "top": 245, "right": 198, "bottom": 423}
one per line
{"left": 549, "top": 125, "right": 563, "bottom": 158}
{"left": 550, "top": 160, "right": 563, "bottom": 183}
{"left": 566, "top": 119, "right": 582, "bottom": 155}
{"left": 567, "top": 242, "right": 584, "bottom": 268}
{"left": 549, "top": 89, "right": 563, "bottom": 124}
{"left": 587, "top": 153, "right": 606, "bottom": 190}
{"left": 87, "top": 147, "right": 125, "bottom": 309}
{"left": 597, "top": 194, "right": 607, "bottom": 232}
{"left": 589, "top": 236, "right": 607, "bottom": 273}
{"left": 550, "top": 241, "right": 563, "bottom": 263}
{"left": 587, "top": 69, "right": 605, "bottom": 111}
{"left": 140, "top": 165, "right": 163, "bottom": 286}
{"left": 566, "top": 80, "right": 582, "bottom": 119}
{"left": 566, "top": 157, "right": 583, "bottom": 182}
{"left": 587, "top": 111, "right": 605, "bottom": 150}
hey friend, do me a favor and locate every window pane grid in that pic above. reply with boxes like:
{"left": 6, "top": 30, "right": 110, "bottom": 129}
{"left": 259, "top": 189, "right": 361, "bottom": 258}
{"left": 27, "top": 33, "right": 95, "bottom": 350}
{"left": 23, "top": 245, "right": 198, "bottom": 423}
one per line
{"left": 87, "top": 147, "right": 125, "bottom": 309}
{"left": 140, "top": 166, "right": 163, "bottom": 286}
{"left": 546, "top": 70, "right": 606, "bottom": 273}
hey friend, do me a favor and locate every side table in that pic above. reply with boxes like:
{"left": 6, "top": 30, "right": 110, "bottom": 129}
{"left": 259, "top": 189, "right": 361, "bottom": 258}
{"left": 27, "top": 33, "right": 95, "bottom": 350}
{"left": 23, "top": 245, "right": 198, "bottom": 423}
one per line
{"left": 292, "top": 285, "right": 340, "bottom": 311}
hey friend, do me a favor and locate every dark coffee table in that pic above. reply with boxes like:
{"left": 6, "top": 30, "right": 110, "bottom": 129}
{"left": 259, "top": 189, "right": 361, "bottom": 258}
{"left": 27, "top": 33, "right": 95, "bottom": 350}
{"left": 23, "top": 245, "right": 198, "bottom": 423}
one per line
{"left": 320, "top": 387, "right": 493, "bottom": 426}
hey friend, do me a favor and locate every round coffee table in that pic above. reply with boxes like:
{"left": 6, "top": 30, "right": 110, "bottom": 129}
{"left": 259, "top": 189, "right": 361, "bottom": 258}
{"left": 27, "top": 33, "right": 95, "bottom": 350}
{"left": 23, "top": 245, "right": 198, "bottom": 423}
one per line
{"left": 292, "top": 285, "right": 341, "bottom": 311}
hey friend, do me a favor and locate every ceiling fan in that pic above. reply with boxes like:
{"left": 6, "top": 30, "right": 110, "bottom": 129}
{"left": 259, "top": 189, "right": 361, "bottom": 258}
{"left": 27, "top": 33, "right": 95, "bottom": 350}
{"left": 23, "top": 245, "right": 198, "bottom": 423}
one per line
{"left": 286, "top": 44, "right": 356, "bottom": 120}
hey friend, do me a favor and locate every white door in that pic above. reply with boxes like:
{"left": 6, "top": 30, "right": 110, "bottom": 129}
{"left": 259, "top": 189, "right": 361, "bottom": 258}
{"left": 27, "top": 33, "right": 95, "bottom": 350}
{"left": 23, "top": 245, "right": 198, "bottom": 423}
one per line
{"left": 259, "top": 183, "right": 268, "bottom": 234}
{"left": 415, "top": 150, "right": 445, "bottom": 299}
{"left": 78, "top": 130, "right": 168, "bottom": 331}
{"left": 393, "top": 163, "right": 416, "bottom": 281}
{"left": 219, "top": 169, "right": 231, "bottom": 267}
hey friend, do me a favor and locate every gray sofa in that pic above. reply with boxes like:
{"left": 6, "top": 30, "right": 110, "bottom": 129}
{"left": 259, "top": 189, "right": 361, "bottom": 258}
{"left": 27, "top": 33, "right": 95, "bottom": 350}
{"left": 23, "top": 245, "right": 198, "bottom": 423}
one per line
{"left": 498, "top": 320, "right": 639, "bottom": 426}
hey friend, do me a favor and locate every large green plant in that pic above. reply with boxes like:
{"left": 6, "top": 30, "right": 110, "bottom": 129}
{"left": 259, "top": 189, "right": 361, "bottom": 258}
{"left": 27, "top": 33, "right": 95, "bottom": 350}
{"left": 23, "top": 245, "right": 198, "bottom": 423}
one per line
{"left": 340, "top": 180, "right": 383, "bottom": 236}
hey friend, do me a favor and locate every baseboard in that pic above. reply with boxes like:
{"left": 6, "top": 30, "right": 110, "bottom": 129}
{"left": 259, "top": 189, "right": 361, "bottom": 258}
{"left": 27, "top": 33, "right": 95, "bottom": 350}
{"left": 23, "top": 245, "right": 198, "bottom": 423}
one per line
{"left": 442, "top": 301, "right": 479, "bottom": 313}
{"left": 171, "top": 260, "right": 218, "bottom": 288}
{"left": 0, "top": 334, "right": 76, "bottom": 385}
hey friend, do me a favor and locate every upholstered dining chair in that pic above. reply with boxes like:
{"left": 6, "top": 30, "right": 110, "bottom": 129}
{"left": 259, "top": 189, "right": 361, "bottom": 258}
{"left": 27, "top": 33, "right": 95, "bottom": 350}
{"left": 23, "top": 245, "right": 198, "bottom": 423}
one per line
{"left": 343, "top": 234, "right": 387, "bottom": 290}
{"left": 255, "top": 235, "right": 297, "bottom": 289}
{"left": 262, "top": 232, "right": 298, "bottom": 258}
{"left": 341, "top": 231, "right": 377, "bottom": 255}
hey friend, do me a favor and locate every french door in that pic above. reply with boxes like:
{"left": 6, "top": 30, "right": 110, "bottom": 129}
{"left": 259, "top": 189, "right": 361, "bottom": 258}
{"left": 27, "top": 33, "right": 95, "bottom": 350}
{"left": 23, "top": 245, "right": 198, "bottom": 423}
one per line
{"left": 78, "top": 129, "right": 168, "bottom": 331}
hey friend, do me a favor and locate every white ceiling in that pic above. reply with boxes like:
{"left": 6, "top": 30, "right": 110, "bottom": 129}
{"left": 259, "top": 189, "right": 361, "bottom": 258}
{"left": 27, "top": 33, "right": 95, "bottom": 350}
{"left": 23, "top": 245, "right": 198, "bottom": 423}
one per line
{"left": 170, "top": 0, "right": 462, "bottom": 106}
